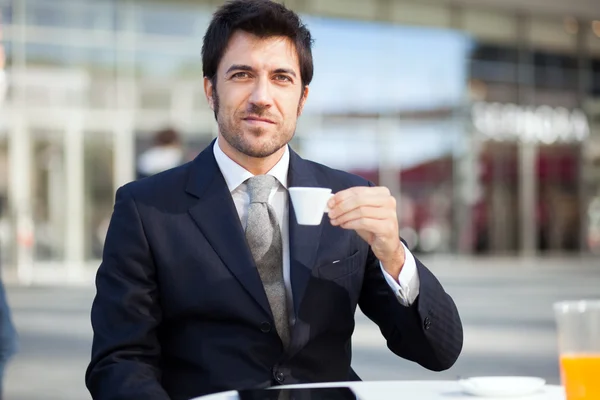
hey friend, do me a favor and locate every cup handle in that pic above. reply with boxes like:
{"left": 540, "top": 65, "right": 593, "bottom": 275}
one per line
{"left": 324, "top": 193, "right": 335, "bottom": 213}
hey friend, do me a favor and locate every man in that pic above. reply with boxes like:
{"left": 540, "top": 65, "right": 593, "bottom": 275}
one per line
{"left": 0, "top": 270, "right": 18, "bottom": 400}
{"left": 137, "top": 127, "right": 186, "bottom": 180}
{"left": 85, "top": 1, "right": 463, "bottom": 399}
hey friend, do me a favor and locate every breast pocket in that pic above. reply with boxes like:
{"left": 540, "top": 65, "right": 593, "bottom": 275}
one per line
{"left": 316, "top": 250, "right": 362, "bottom": 281}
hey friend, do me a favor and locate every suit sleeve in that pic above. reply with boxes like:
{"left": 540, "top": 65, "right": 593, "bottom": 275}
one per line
{"left": 358, "top": 247, "right": 463, "bottom": 371}
{"left": 85, "top": 185, "right": 169, "bottom": 400}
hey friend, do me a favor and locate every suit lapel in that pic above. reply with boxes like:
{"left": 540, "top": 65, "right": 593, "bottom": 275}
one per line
{"left": 186, "top": 143, "right": 273, "bottom": 319}
{"left": 287, "top": 150, "right": 326, "bottom": 318}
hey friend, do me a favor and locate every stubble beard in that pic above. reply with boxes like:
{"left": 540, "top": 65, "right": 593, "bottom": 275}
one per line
{"left": 212, "top": 88, "right": 300, "bottom": 159}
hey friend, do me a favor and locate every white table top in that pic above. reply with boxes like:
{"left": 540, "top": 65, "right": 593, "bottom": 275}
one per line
{"left": 192, "top": 380, "right": 565, "bottom": 400}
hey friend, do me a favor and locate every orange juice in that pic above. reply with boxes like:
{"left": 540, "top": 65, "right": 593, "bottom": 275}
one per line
{"left": 560, "top": 354, "right": 600, "bottom": 400}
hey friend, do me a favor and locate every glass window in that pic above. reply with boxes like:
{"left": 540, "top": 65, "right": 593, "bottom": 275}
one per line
{"left": 137, "top": 5, "right": 201, "bottom": 37}
{"left": 25, "top": 42, "right": 116, "bottom": 72}
{"left": 31, "top": 131, "right": 66, "bottom": 262}
{"left": 76, "top": 3, "right": 116, "bottom": 31}
{"left": 469, "top": 44, "right": 518, "bottom": 85}
{"left": 19, "top": 43, "right": 117, "bottom": 109}
{"left": 533, "top": 50, "right": 578, "bottom": 90}
{"left": 0, "top": 2, "right": 12, "bottom": 25}
{"left": 471, "top": 44, "right": 518, "bottom": 63}
{"left": 25, "top": 1, "right": 67, "bottom": 28}
{"left": 25, "top": 43, "right": 69, "bottom": 67}
{"left": 25, "top": 0, "right": 115, "bottom": 31}
{"left": 592, "top": 59, "right": 600, "bottom": 96}
{"left": 84, "top": 133, "right": 114, "bottom": 259}
{"left": 136, "top": 50, "right": 200, "bottom": 78}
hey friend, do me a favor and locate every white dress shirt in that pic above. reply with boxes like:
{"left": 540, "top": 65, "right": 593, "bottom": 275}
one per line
{"left": 213, "top": 140, "right": 420, "bottom": 323}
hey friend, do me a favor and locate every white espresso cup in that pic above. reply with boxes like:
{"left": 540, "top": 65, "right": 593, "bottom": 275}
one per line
{"left": 288, "top": 187, "right": 334, "bottom": 226}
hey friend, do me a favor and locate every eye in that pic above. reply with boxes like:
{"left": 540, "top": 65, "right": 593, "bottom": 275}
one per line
{"left": 274, "top": 74, "right": 292, "bottom": 82}
{"left": 231, "top": 72, "right": 250, "bottom": 79}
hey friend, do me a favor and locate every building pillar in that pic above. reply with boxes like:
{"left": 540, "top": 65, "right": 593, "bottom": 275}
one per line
{"left": 113, "top": 0, "right": 137, "bottom": 191}
{"left": 519, "top": 140, "right": 538, "bottom": 256}
{"left": 8, "top": 0, "right": 35, "bottom": 283}
{"left": 576, "top": 19, "right": 592, "bottom": 253}
{"left": 9, "top": 114, "right": 34, "bottom": 284}
{"left": 113, "top": 114, "right": 136, "bottom": 190}
{"left": 517, "top": 13, "right": 538, "bottom": 257}
{"left": 64, "top": 112, "right": 86, "bottom": 281}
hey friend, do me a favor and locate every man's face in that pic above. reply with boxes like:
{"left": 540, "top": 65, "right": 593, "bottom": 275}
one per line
{"left": 204, "top": 31, "right": 309, "bottom": 159}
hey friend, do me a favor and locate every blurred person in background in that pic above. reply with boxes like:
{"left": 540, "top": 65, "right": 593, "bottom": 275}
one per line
{"left": 86, "top": 1, "right": 463, "bottom": 399}
{"left": 0, "top": 35, "right": 17, "bottom": 400}
{"left": 0, "top": 276, "right": 17, "bottom": 400}
{"left": 136, "top": 127, "right": 185, "bottom": 179}
{"left": 0, "top": 199, "right": 18, "bottom": 400}
{"left": 0, "top": 69, "right": 5, "bottom": 107}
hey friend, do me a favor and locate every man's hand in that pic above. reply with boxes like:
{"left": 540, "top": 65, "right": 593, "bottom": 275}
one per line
{"left": 327, "top": 186, "right": 405, "bottom": 280}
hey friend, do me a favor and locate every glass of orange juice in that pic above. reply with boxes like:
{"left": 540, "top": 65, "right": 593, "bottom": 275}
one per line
{"left": 554, "top": 300, "right": 600, "bottom": 400}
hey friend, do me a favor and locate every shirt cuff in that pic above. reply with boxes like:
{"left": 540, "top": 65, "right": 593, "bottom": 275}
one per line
{"left": 379, "top": 242, "right": 420, "bottom": 306}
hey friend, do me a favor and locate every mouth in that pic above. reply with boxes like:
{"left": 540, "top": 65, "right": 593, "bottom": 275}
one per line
{"left": 243, "top": 116, "right": 275, "bottom": 125}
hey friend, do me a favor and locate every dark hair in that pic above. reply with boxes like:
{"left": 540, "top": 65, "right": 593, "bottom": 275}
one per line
{"left": 153, "top": 127, "right": 180, "bottom": 146}
{"left": 202, "top": 0, "right": 314, "bottom": 88}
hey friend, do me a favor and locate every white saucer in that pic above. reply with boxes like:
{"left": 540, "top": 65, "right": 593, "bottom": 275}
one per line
{"left": 458, "top": 376, "right": 546, "bottom": 397}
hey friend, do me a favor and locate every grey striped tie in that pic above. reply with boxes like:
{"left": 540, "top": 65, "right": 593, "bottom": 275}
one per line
{"left": 245, "top": 175, "right": 290, "bottom": 349}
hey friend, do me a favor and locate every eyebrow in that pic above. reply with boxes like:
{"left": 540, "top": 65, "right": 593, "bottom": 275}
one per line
{"left": 273, "top": 68, "right": 297, "bottom": 78}
{"left": 225, "top": 64, "right": 297, "bottom": 78}
{"left": 226, "top": 64, "right": 253, "bottom": 74}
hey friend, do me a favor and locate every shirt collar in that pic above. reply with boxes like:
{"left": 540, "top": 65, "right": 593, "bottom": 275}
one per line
{"left": 213, "top": 138, "right": 289, "bottom": 193}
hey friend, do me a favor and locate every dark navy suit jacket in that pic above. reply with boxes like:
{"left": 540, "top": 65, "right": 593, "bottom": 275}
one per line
{"left": 85, "top": 141, "right": 463, "bottom": 400}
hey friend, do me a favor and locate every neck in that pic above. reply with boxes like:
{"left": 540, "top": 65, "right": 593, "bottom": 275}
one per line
{"left": 217, "top": 136, "right": 285, "bottom": 175}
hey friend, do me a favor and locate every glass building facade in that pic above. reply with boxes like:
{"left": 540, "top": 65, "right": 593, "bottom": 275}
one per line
{"left": 0, "top": 0, "right": 598, "bottom": 283}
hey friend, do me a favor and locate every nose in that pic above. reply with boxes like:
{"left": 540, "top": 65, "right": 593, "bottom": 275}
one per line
{"left": 248, "top": 78, "right": 273, "bottom": 109}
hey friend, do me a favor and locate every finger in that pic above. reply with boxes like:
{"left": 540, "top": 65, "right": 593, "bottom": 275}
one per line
{"left": 330, "top": 206, "right": 393, "bottom": 227}
{"left": 329, "top": 194, "right": 396, "bottom": 219}
{"left": 338, "top": 217, "right": 397, "bottom": 236}
{"left": 329, "top": 195, "right": 386, "bottom": 219}
{"left": 332, "top": 186, "right": 391, "bottom": 205}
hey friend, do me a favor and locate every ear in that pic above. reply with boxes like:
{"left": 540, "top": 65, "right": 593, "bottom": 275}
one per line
{"left": 204, "top": 77, "right": 215, "bottom": 111}
{"left": 298, "top": 85, "right": 310, "bottom": 116}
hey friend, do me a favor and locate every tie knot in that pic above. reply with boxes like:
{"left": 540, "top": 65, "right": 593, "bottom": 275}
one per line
{"left": 247, "top": 175, "right": 278, "bottom": 204}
